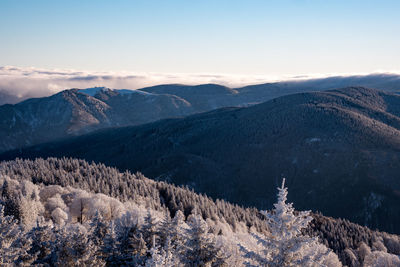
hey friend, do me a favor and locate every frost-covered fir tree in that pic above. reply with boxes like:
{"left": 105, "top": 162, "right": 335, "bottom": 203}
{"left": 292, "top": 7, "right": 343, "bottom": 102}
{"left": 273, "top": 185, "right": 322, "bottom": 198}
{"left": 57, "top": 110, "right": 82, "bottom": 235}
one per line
{"left": 26, "top": 220, "right": 56, "bottom": 265}
{"left": 55, "top": 224, "right": 104, "bottom": 267}
{"left": 185, "top": 212, "right": 225, "bottom": 266}
{"left": 157, "top": 212, "right": 173, "bottom": 247}
{"left": 0, "top": 205, "right": 32, "bottom": 265}
{"left": 145, "top": 236, "right": 183, "bottom": 267}
{"left": 158, "top": 211, "right": 184, "bottom": 248}
{"left": 145, "top": 211, "right": 188, "bottom": 267}
{"left": 114, "top": 212, "right": 147, "bottom": 265}
{"left": 88, "top": 211, "right": 109, "bottom": 261}
{"left": 142, "top": 209, "right": 160, "bottom": 249}
{"left": 261, "top": 179, "right": 341, "bottom": 267}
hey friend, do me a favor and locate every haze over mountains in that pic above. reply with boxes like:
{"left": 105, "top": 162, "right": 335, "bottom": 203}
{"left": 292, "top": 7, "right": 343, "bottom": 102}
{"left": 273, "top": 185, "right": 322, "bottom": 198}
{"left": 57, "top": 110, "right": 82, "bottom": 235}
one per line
{"left": 2, "top": 73, "right": 400, "bottom": 153}
{"left": 0, "top": 90, "right": 21, "bottom": 105}
{"left": 3, "top": 86, "right": 400, "bottom": 234}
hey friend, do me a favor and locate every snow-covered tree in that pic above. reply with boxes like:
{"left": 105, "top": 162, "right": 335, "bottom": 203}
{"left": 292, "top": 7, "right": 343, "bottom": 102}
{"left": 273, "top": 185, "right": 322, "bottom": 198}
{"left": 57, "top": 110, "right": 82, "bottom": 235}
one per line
{"left": 88, "top": 211, "right": 110, "bottom": 262}
{"left": 363, "top": 250, "right": 400, "bottom": 266}
{"left": 141, "top": 209, "right": 160, "bottom": 249}
{"left": 114, "top": 212, "right": 147, "bottom": 266}
{"left": 157, "top": 212, "right": 173, "bottom": 246}
{"left": 185, "top": 213, "right": 225, "bottom": 266}
{"left": 54, "top": 224, "right": 104, "bottom": 267}
{"left": 260, "top": 178, "right": 341, "bottom": 266}
{"left": 0, "top": 205, "right": 32, "bottom": 265}
{"left": 25, "top": 219, "right": 56, "bottom": 265}
{"left": 145, "top": 236, "right": 182, "bottom": 267}
{"left": 101, "top": 221, "right": 119, "bottom": 265}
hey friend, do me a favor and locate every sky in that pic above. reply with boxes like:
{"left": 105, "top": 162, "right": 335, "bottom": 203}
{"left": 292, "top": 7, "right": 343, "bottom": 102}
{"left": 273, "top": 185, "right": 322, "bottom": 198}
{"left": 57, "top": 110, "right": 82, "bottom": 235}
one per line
{"left": 0, "top": 0, "right": 400, "bottom": 95}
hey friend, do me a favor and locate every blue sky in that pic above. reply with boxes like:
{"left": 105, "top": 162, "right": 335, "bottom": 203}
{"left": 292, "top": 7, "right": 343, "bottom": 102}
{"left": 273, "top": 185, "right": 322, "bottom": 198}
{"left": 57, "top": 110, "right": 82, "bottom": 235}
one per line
{"left": 1, "top": 0, "right": 399, "bottom": 76}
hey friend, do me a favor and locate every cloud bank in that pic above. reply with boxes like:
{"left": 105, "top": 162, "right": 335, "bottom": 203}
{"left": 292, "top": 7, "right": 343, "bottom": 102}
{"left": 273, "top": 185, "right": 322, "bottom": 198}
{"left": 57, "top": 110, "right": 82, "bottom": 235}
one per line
{"left": 0, "top": 66, "right": 281, "bottom": 100}
{"left": 1, "top": 66, "right": 400, "bottom": 104}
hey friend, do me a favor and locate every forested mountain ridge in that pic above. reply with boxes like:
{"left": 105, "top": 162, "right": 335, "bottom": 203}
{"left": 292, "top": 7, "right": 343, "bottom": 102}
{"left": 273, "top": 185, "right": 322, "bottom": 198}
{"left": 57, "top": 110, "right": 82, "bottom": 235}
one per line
{"left": 4, "top": 87, "right": 400, "bottom": 234}
{"left": 2, "top": 73, "right": 400, "bottom": 153}
{"left": 0, "top": 88, "right": 192, "bottom": 152}
{"left": 1, "top": 157, "right": 399, "bottom": 266}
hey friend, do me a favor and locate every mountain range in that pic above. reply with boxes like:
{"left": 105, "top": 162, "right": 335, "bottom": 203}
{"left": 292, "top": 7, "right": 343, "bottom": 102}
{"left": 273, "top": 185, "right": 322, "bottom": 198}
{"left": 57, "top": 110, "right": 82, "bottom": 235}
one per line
{"left": 2, "top": 73, "right": 400, "bottom": 153}
{"left": 2, "top": 86, "right": 400, "bottom": 234}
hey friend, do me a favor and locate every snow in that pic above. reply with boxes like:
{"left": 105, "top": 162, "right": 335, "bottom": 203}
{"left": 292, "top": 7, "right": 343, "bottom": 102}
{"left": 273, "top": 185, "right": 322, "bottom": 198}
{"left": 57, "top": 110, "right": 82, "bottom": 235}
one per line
{"left": 78, "top": 87, "right": 155, "bottom": 97}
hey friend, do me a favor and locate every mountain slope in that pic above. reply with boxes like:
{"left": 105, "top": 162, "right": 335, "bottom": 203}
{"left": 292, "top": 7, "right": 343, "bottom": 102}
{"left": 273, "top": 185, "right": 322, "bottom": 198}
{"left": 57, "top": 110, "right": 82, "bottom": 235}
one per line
{"left": 140, "top": 83, "right": 242, "bottom": 110}
{"left": 3, "top": 87, "right": 400, "bottom": 234}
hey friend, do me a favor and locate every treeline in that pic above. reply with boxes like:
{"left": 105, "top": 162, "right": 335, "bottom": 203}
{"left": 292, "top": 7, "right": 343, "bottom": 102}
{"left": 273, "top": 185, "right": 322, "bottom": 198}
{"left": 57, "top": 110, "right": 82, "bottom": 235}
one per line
{"left": 0, "top": 157, "right": 266, "bottom": 233}
{"left": 0, "top": 157, "right": 399, "bottom": 265}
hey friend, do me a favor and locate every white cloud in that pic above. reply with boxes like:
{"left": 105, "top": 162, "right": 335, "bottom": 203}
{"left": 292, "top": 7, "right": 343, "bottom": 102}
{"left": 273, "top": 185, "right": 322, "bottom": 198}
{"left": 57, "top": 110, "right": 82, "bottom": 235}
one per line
{"left": 1, "top": 65, "right": 400, "bottom": 102}
{"left": 0, "top": 65, "right": 281, "bottom": 98}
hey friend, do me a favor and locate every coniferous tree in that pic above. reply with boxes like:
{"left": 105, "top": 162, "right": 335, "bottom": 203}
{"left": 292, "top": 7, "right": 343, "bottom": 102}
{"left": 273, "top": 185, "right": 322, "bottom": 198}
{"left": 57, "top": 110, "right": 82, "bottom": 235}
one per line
{"left": 89, "top": 211, "right": 109, "bottom": 261}
{"left": 185, "top": 213, "right": 225, "bottom": 266}
{"left": 261, "top": 178, "right": 341, "bottom": 266}
{"left": 27, "top": 221, "right": 56, "bottom": 265}
{"left": 0, "top": 205, "right": 32, "bottom": 265}
{"left": 55, "top": 224, "right": 104, "bottom": 267}
{"left": 1, "top": 179, "right": 21, "bottom": 220}
{"left": 145, "top": 236, "right": 183, "bottom": 267}
{"left": 115, "top": 212, "right": 147, "bottom": 266}
{"left": 142, "top": 209, "right": 160, "bottom": 250}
